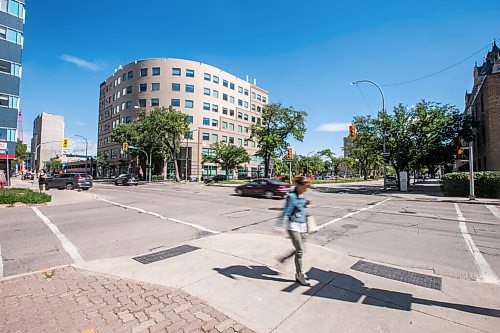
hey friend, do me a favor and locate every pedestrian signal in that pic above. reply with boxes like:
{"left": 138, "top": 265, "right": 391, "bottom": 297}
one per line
{"left": 348, "top": 125, "right": 356, "bottom": 138}
{"left": 287, "top": 147, "right": 293, "bottom": 160}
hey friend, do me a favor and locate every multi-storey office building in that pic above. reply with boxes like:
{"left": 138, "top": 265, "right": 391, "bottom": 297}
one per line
{"left": 464, "top": 42, "right": 500, "bottom": 171}
{"left": 98, "top": 59, "right": 269, "bottom": 179}
{"left": 0, "top": 0, "right": 25, "bottom": 171}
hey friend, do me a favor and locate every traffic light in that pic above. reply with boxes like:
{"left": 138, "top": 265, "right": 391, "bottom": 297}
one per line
{"left": 457, "top": 147, "right": 468, "bottom": 160}
{"left": 62, "top": 138, "right": 69, "bottom": 149}
{"left": 122, "top": 142, "right": 129, "bottom": 151}
{"left": 287, "top": 147, "right": 293, "bottom": 160}
{"left": 348, "top": 125, "right": 356, "bottom": 138}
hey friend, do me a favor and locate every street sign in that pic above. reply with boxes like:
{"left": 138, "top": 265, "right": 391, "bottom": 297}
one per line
{"left": 128, "top": 145, "right": 142, "bottom": 150}
{"left": 0, "top": 149, "right": 6, "bottom": 154}
{"left": 0, "top": 141, "right": 7, "bottom": 150}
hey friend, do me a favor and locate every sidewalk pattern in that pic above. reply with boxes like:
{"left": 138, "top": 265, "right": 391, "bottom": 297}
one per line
{"left": 0, "top": 266, "right": 253, "bottom": 333}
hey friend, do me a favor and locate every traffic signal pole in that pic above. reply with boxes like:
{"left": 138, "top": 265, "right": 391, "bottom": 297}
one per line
{"left": 468, "top": 142, "right": 475, "bottom": 200}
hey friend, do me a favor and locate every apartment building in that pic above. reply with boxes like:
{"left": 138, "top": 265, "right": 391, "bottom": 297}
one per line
{"left": 97, "top": 58, "right": 269, "bottom": 179}
{"left": 0, "top": 0, "right": 25, "bottom": 171}
{"left": 31, "top": 112, "right": 65, "bottom": 170}
{"left": 464, "top": 42, "right": 500, "bottom": 171}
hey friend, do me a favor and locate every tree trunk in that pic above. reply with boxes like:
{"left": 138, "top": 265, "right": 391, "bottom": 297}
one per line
{"left": 163, "top": 156, "right": 168, "bottom": 180}
{"left": 264, "top": 154, "right": 270, "bottom": 178}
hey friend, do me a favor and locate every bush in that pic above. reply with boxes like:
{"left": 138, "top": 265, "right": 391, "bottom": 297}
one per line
{"left": 0, "top": 188, "right": 52, "bottom": 204}
{"left": 151, "top": 175, "right": 164, "bottom": 181}
{"left": 441, "top": 171, "right": 500, "bottom": 198}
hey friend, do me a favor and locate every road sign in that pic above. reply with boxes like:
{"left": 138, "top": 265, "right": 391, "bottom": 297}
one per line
{"left": 0, "top": 149, "right": 6, "bottom": 154}
{"left": 0, "top": 141, "right": 7, "bottom": 150}
{"left": 128, "top": 145, "right": 142, "bottom": 150}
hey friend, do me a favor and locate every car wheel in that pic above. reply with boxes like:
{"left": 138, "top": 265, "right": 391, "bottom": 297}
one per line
{"left": 66, "top": 183, "right": 75, "bottom": 190}
{"left": 115, "top": 181, "right": 119, "bottom": 186}
{"left": 265, "top": 191, "right": 274, "bottom": 199}
{"left": 134, "top": 183, "right": 138, "bottom": 186}
{"left": 123, "top": 180, "right": 128, "bottom": 186}
{"left": 236, "top": 188, "right": 243, "bottom": 196}
{"left": 82, "top": 188, "right": 89, "bottom": 191}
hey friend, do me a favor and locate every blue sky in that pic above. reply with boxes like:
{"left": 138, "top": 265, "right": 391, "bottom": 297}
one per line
{"left": 19, "top": 0, "right": 500, "bottom": 156}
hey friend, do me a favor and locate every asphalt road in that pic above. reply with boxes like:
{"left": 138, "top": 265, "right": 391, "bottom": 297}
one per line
{"left": 1, "top": 180, "right": 499, "bottom": 285}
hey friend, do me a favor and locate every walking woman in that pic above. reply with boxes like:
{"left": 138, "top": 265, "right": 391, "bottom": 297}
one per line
{"left": 277, "top": 176, "right": 311, "bottom": 286}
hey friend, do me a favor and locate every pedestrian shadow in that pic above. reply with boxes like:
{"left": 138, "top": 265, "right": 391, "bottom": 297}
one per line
{"left": 213, "top": 265, "right": 500, "bottom": 318}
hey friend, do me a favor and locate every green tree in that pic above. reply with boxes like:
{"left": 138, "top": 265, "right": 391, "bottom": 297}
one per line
{"left": 349, "top": 115, "right": 382, "bottom": 180}
{"left": 96, "top": 152, "right": 109, "bottom": 177}
{"left": 318, "top": 149, "right": 344, "bottom": 176}
{"left": 15, "top": 139, "right": 28, "bottom": 164}
{"left": 44, "top": 158, "right": 62, "bottom": 173}
{"left": 202, "top": 142, "right": 250, "bottom": 179}
{"left": 251, "top": 103, "right": 307, "bottom": 177}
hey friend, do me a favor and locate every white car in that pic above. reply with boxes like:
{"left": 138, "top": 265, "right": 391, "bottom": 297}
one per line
{"left": 385, "top": 176, "right": 398, "bottom": 188}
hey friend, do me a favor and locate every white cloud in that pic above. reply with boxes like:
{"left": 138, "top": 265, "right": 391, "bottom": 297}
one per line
{"left": 60, "top": 54, "right": 103, "bottom": 71}
{"left": 316, "top": 122, "right": 351, "bottom": 132}
{"left": 70, "top": 139, "right": 97, "bottom": 156}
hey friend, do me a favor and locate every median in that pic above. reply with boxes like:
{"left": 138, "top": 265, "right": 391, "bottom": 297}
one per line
{"left": 0, "top": 188, "right": 52, "bottom": 205}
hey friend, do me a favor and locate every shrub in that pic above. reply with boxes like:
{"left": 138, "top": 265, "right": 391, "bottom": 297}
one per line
{"left": 441, "top": 171, "right": 500, "bottom": 198}
{"left": 0, "top": 188, "right": 52, "bottom": 204}
{"left": 151, "top": 175, "right": 164, "bottom": 181}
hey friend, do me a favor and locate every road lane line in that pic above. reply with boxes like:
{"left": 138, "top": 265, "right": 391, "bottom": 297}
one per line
{"left": 31, "top": 207, "right": 84, "bottom": 264}
{"left": 485, "top": 205, "right": 500, "bottom": 220}
{"left": 454, "top": 203, "right": 499, "bottom": 284}
{"left": 0, "top": 244, "right": 3, "bottom": 278}
{"left": 317, "top": 197, "right": 392, "bottom": 231}
{"left": 100, "top": 198, "right": 220, "bottom": 235}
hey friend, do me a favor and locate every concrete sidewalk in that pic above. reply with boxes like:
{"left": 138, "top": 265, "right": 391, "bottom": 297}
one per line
{"left": 70, "top": 233, "right": 500, "bottom": 333}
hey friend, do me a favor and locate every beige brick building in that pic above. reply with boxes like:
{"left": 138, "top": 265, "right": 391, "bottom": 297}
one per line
{"left": 97, "top": 58, "right": 269, "bottom": 179}
{"left": 31, "top": 112, "right": 65, "bottom": 171}
{"left": 465, "top": 42, "right": 500, "bottom": 171}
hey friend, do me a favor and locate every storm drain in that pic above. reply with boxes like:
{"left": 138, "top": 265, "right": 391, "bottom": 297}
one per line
{"left": 133, "top": 245, "right": 200, "bottom": 264}
{"left": 351, "top": 260, "right": 442, "bottom": 290}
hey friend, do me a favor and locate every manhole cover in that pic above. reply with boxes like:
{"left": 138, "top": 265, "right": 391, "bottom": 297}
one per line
{"left": 133, "top": 245, "right": 200, "bottom": 264}
{"left": 351, "top": 260, "right": 442, "bottom": 290}
{"left": 342, "top": 224, "right": 358, "bottom": 229}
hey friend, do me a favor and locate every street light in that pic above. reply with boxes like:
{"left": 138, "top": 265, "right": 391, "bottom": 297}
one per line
{"left": 74, "top": 134, "right": 88, "bottom": 174}
{"left": 185, "top": 129, "right": 199, "bottom": 182}
{"left": 350, "top": 80, "right": 387, "bottom": 190}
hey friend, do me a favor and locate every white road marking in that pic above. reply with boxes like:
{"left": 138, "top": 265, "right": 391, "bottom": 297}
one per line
{"left": 100, "top": 198, "right": 220, "bottom": 235}
{"left": 31, "top": 207, "right": 84, "bottom": 263}
{"left": 485, "top": 205, "right": 500, "bottom": 220}
{"left": 0, "top": 244, "right": 3, "bottom": 278}
{"left": 317, "top": 197, "right": 392, "bottom": 230}
{"left": 454, "top": 203, "right": 499, "bottom": 284}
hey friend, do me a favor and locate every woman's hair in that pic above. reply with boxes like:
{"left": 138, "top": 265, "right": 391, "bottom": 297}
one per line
{"left": 293, "top": 175, "right": 309, "bottom": 186}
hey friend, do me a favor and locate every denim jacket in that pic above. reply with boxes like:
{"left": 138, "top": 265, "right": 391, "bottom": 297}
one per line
{"left": 278, "top": 191, "right": 308, "bottom": 232}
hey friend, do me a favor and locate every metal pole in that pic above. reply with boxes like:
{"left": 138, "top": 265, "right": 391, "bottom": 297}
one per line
{"left": 351, "top": 80, "right": 386, "bottom": 190}
{"left": 75, "top": 135, "right": 88, "bottom": 174}
{"left": 6, "top": 149, "right": 10, "bottom": 187}
{"left": 468, "top": 142, "right": 475, "bottom": 200}
{"left": 289, "top": 160, "right": 292, "bottom": 185}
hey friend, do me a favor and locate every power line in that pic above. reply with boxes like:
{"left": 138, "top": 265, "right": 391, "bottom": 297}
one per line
{"left": 355, "top": 85, "right": 373, "bottom": 114}
{"left": 382, "top": 41, "right": 495, "bottom": 87}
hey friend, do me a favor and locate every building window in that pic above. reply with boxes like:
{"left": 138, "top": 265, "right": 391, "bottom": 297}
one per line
{"left": 211, "top": 104, "right": 218, "bottom": 112}
{"left": 213, "top": 90, "right": 219, "bottom": 98}
{"left": 151, "top": 98, "right": 159, "bottom": 107}
{"left": 223, "top": 80, "right": 228, "bottom": 87}
{"left": 238, "top": 86, "right": 243, "bottom": 93}
{"left": 203, "top": 117, "right": 210, "bottom": 126}
{"left": 2, "top": 26, "right": 23, "bottom": 46}
{"left": 6, "top": 0, "right": 24, "bottom": 18}
{"left": 244, "top": 89, "right": 249, "bottom": 96}
{"left": 185, "top": 100, "right": 194, "bottom": 108}
{"left": 229, "top": 137, "right": 234, "bottom": 144}
{"left": 171, "top": 99, "right": 180, "bottom": 107}
{"left": 202, "top": 133, "right": 209, "bottom": 141}
{"left": 188, "top": 116, "right": 193, "bottom": 124}
{"left": 244, "top": 101, "right": 248, "bottom": 108}
{"left": 243, "top": 114, "right": 248, "bottom": 121}
{"left": 251, "top": 116, "right": 256, "bottom": 123}
{"left": 212, "top": 119, "right": 218, "bottom": 127}
{"left": 213, "top": 76, "right": 219, "bottom": 84}
{"left": 139, "top": 83, "right": 147, "bottom": 92}
{"left": 222, "top": 121, "right": 228, "bottom": 129}
{"left": 223, "top": 93, "right": 228, "bottom": 101}
{"left": 229, "top": 109, "right": 235, "bottom": 117}
{"left": 0, "top": 94, "right": 8, "bottom": 107}
{"left": 152, "top": 67, "right": 160, "bottom": 76}
{"left": 149, "top": 83, "right": 159, "bottom": 91}
{"left": 185, "top": 84, "right": 195, "bottom": 93}
{"left": 222, "top": 107, "right": 228, "bottom": 115}
{"left": 204, "top": 73, "right": 211, "bottom": 81}
{"left": 251, "top": 104, "right": 256, "bottom": 111}
{"left": 230, "top": 96, "right": 235, "bottom": 103}
{"left": 186, "top": 69, "right": 195, "bottom": 77}
{"left": 172, "top": 83, "right": 180, "bottom": 91}
{"left": 172, "top": 67, "right": 181, "bottom": 76}
{"left": 203, "top": 102, "right": 210, "bottom": 111}
{"left": 139, "top": 99, "right": 146, "bottom": 108}
{"left": 238, "top": 99, "right": 243, "bottom": 106}
{"left": 238, "top": 125, "right": 243, "bottom": 133}
{"left": 211, "top": 134, "right": 218, "bottom": 142}
{"left": 257, "top": 94, "right": 262, "bottom": 101}
{"left": 127, "top": 71, "right": 133, "bottom": 79}
{"left": 140, "top": 68, "right": 148, "bottom": 76}
{"left": 126, "top": 85, "right": 133, "bottom": 94}
{"left": 251, "top": 141, "right": 256, "bottom": 147}
{"left": 222, "top": 135, "right": 227, "bottom": 143}
{"left": 229, "top": 123, "right": 234, "bottom": 131}
{"left": 204, "top": 88, "right": 211, "bottom": 96}
{"left": 230, "top": 82, "right": 235, "bottom": 90}
{"left": 237, "top": 112, "right": 243, "bottom": 119}
{"left": 237, "top": 138, "right": 243, "bottom": 146}
{"left": 262, "top": 96, "right": 267, "bottom": 103}
{"left": 252, "top": 92, "right": 256, "bottom": 99}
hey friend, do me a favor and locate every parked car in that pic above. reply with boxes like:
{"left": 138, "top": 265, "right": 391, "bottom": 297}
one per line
{"left": 204, "top": 175, "right": 227, "bottom": 184}
{"left": 22, "top": 173, "right": 33, "bottom": 180}
{"left": 385, "top": 176, "right": 398, "bottom": 188}
{"left": 235, "top": 179, "right": 291, "bottom": 199}
{"left": 114, "top": 174, "right": 139, "bottom": 186}
{"left": 45, "top": 173, "right": 93, "bottom": 190}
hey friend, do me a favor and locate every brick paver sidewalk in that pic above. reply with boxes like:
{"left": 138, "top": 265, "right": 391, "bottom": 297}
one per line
{"left": 0, "top": 267, "right": 253, "bottom": 333}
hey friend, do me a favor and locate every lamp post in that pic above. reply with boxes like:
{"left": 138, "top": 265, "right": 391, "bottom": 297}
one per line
{"left": 350, "top": 80, "right": 387, "bottom": 190}
{"left": 74, "top": 134, "right": 88, "bottom": 174}
{"left": 185, "top": 129, "right": 198, "bottom": 182}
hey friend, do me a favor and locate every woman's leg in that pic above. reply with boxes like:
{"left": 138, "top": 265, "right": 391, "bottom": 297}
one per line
{"left": 288, "top": 230, "right": 304, "bottom": 275}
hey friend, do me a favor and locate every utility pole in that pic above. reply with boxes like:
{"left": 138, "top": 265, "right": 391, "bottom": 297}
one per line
{"left": 468, "top": 142, "right": 475, "bottom": 200}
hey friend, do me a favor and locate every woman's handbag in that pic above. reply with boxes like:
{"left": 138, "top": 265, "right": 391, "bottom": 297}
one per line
{"left": 306, "top": 215, "right": 318, "bottom": 233}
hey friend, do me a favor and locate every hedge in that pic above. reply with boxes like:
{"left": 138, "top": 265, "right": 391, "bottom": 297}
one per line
{"left": 441, "top": 171, "right": 500, "bottom": 198}
{"left": 0, "top": 188, "right": 52, "bottom": 205}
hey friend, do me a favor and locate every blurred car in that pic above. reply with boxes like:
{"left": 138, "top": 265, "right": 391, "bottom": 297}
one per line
{"left": 114, "top": 174, "right": 139, "bottom": 186}
{"left": 385, "top": 176, "right": 398, "bottom": 188}
{"left": 45, "top": 173, "right": 93, "bottom": 190}
{"left": 204, "top": 174, "right": 227, "bottom": 184}
{"left": 235, "top": 179, "right": 291, "bottom": 199}
{"left": 22, "top": 173, "right": 33, "bottom": 180}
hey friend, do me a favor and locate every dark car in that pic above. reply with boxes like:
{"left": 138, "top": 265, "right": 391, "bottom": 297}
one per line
{"left": 115, "top": 174, "right": 139, "bottom": 186}
{"left": 235, "top": 179, "right": 291, "bottom": 199}
{"left": 45, "top": 173, "right": 93, "bottom": 190}
{"left": 22, "top": 173, "right": 34, "bottom": 180}
{"left": 204, "top": 174, "right": 227, "bottom": 184}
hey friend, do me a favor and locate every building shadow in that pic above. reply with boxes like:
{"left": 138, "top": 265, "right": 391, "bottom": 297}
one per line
{"left": 213, "top": 265, "right": 500, "bottom": 318}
